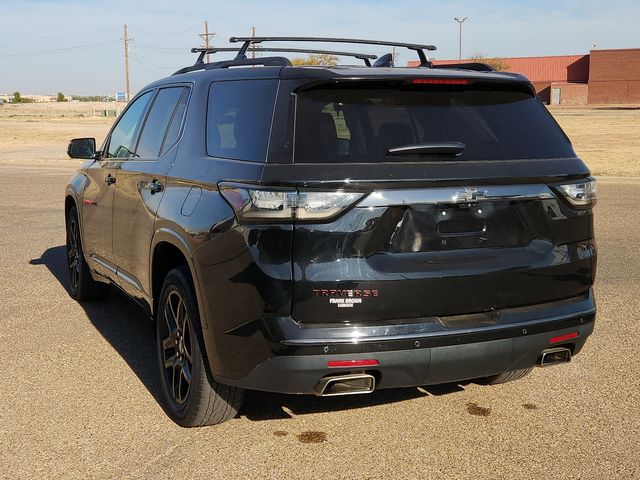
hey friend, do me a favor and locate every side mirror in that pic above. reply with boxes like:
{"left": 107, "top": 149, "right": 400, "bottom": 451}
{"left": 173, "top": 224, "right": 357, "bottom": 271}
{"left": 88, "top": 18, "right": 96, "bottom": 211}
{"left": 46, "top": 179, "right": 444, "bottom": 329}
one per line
{"left": 67, "top": 138, "right": 96, "bottom": 159}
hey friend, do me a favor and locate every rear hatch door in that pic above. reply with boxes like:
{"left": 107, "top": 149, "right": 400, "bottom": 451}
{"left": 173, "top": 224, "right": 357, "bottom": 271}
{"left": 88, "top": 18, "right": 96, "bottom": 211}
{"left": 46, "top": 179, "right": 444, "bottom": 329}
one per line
{"left": 287, "top": 78, "right": 594, "bottom": 324}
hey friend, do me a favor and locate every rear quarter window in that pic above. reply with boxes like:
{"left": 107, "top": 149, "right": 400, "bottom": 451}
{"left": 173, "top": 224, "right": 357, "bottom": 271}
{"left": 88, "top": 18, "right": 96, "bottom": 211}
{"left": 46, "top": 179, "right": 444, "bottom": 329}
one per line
{"left": 136, "top": 86, "right": 188, "bottom": 158}
{"left": 206, "top": 79, "right": 279, "bottom": 162}
{"left": 294, "top": 84, "right": 575, "bottom": 163}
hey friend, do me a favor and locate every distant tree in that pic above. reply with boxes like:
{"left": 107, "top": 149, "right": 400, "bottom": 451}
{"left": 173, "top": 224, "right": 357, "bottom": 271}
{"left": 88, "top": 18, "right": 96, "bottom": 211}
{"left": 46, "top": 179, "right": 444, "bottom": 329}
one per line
{"left": 12, "top": 91, "right": 22, "bottom": 103}
{"left": 56, "top": 92, "right": 67, "bottom": 102}
{"left": 291, "top": 54, "right": 339, "bottom": 66}
{"left": 470, "top": 53, "right": 510, "bottom": 72}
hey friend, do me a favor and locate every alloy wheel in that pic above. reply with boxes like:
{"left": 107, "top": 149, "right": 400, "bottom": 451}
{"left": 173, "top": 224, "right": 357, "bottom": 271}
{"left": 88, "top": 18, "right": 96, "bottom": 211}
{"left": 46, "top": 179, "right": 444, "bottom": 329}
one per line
{"left": 160, "top": 290, "right": 193, "bottom": 405}
{"left": 67, "top": 216, "right": 80, "bottom": 289}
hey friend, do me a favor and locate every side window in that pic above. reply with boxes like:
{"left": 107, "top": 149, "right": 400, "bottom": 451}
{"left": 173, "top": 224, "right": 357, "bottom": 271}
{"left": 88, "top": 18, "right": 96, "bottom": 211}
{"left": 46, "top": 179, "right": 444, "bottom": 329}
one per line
{"left": 136, "top": 87, "right": 187, "bottom": 158}
{"left": 106, "top": 91, "right": 152, "bottom": 158}
{"left": 160, "top": 88, "right": 189, "bottom": 156}
{"left": 206, "top": 79, "right": 278, "bottom": 162}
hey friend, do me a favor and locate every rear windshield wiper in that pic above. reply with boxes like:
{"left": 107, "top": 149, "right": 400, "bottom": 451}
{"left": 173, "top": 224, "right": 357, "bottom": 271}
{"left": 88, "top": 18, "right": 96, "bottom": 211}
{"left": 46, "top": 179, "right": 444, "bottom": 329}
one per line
{"left": 387, "top": 142, "right": 466, "bottom": 157}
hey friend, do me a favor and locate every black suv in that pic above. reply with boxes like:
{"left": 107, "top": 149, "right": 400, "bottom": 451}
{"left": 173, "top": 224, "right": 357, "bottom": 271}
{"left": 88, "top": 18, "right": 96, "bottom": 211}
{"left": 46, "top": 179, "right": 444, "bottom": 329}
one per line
{"left": 65, "top": 37, "right": 597, "bottom": 427}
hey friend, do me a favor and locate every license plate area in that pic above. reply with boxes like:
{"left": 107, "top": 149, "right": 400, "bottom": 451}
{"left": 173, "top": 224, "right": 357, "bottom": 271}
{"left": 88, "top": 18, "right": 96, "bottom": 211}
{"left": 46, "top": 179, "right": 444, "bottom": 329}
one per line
{"left": 387, "top": 201, "right": 534, "bottom": 252}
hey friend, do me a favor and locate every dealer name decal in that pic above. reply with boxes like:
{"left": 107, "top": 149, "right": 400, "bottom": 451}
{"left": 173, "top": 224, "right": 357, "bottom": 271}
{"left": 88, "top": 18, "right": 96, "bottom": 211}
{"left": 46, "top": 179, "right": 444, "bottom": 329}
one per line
{"left": 312, "top": 289, "right": 379, "bottom": 308}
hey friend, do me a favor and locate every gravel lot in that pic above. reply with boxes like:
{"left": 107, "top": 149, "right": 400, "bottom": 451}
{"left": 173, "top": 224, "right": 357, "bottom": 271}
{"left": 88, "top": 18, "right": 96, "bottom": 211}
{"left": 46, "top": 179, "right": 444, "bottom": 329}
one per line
{"left": 0, "top": 160, "right": 638, "bottom": 479}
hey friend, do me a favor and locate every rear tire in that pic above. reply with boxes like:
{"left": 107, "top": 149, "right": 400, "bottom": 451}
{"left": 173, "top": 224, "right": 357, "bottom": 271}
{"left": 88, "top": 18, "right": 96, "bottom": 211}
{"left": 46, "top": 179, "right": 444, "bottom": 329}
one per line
{"left": 156, "top": 266, "right": 244, "bottom": 427}
{"left": 65, "top": 205, "right": 109, "bottom": 301}
{"left": 478, "top": 367, "right": 534, "bottom": 385}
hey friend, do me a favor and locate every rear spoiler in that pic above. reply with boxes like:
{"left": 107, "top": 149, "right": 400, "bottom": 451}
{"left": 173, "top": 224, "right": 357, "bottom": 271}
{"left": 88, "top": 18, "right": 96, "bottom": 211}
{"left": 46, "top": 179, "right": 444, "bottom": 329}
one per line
{"left": 432, "top": 62, "right": 494, "bottom": 72}
{"left": 291, "top": 75, "right": 536, "bottom": 96}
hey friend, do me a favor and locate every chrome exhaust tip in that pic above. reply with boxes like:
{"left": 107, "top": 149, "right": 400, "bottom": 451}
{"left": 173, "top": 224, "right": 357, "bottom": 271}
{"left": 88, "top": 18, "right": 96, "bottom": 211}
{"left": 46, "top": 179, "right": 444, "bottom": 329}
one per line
{"left": 537, "top": 347, "right": 572, "bottom": 367}
{"left": 314, "top": 373, "right": 376, "bottom": 396}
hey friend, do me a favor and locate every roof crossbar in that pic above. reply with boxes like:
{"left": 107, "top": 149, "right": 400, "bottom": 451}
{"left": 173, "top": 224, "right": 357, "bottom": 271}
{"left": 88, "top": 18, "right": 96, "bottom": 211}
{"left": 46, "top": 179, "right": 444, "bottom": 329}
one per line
{"left": 229, "top": 36, "right": 436, "bottom": 67}
{"left": 191, "top": 46, "right": 378, "bottom": 67}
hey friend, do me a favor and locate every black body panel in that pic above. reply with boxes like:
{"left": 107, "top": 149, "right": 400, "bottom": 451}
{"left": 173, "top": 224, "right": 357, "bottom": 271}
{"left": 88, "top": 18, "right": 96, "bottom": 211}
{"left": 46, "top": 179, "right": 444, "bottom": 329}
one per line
{"left": 66, "top": 60, "right": 597, "bottom": 392}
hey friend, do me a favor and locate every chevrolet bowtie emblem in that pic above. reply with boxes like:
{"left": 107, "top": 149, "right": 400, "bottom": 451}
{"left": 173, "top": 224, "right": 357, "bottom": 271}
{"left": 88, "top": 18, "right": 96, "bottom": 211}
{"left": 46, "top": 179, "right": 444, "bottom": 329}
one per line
{"left": 453, "top": 188, "right": 488, "bottom": 203}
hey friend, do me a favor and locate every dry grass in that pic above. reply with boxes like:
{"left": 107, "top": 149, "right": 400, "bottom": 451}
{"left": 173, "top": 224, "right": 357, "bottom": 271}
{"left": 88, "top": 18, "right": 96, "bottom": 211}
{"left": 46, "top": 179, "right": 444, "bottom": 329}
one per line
{"left": 0, "top": 102, "right": 113, "bottom": 161}
{"left": 550, "top": 106, "right": 640, "bottom": 177}
{"left": 0, "top": 103, "right": 638, "bottom": 176}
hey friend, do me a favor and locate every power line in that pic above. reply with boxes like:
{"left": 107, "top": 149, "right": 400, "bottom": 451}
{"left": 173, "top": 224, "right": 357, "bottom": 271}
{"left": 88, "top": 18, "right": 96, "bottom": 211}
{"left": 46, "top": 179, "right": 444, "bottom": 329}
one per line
{"left": 128, "top": 22, "right": 202, "bottom": 36}
{"left": 129, "top": 48, "right": 180, "bottom": 69}
{"left": 0, "top": 26, "right": 121, "bottom": 47}
{"left": 0, "top": 39, "right": 119, "bottom": 58}
{"left": 135, "top": 43, "right": 186, "bottom": 52}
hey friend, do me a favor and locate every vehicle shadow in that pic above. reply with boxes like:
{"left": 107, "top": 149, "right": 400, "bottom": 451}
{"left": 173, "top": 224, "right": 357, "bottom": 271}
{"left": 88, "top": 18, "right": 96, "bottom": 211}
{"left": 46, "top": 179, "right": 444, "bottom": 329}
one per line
{"left": 31, "top": 245, "right": 469, "bottom": 422}
{"left": 30, "top": 245, "right": 163, "bottom": 405}
{"left": 240, "top": 382, "right": 467, "bottom": 421}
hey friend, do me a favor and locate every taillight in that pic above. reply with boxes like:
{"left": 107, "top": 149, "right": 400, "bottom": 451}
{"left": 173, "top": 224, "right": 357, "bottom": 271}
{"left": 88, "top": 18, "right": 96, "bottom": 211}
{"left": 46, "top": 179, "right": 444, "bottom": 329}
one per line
{"left": 557, "top": 178, "right": 597, "bottom": 207}
{"left": 219, "top": 183, "right": 365, "bottom": 224}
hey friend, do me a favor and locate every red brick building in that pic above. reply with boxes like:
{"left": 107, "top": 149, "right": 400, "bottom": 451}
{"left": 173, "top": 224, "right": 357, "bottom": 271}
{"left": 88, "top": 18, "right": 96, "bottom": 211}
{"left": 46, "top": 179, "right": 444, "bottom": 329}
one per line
{"left": 408, "top": 48, "right": 640, "bottom": 105}
{"left": 588, "top": 49, "right": 640, "bottom": 104}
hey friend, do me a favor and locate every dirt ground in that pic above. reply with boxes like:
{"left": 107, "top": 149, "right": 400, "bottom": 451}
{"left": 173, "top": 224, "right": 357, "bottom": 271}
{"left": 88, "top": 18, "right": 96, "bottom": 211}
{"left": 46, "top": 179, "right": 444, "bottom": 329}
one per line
{"left": 0, "top": 163, "right": 638, "bottom": 479}
{"left": 550, "top": 107, "right": 640, "bottom": 177}
{"left": 0, "top": 102, "right": 639, "bottom": 478}
{"left": 0, "top": 102, "right": 113, "bottom": 162}
{"left": 0, "top": 102, "right": 638, "bottom": 174}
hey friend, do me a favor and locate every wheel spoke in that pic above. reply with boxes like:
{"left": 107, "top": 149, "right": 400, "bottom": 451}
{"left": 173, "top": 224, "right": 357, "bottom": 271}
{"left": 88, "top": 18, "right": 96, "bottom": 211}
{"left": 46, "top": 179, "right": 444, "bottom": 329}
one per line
{"left": 171, "top": 363, "right": 178, "bottom": 400}
{"left": 162, "top": 330, "right": 177, "bottom": 350}
{"left": 176, "top": 366, "right": 184, "bottom": 402}
{"left": 69, "top": 221, "right": 78, "bottom": 249}
{"left": 163, "top": 302, "right": 176, "bottom": 332}
{"left": 168, "top": 293, "right": 179, "bottom": 323}
{"left": 164, "top": 353, "right": 179, "bottom": 369}
{"left": 183, "top": 319, "right": 192, "bottom": 362}
{"left": 181, "top": 362, "right": 192, "bottom": 384}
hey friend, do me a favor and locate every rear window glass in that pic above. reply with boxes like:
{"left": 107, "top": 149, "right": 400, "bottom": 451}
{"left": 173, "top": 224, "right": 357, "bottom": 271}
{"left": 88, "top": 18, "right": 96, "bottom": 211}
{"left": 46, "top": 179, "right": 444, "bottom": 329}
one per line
{"left": 206, "top": 79, "right": 278, "bottom": 162}
{"left": 294, "top": 85, "right": 574, "bottom": 163}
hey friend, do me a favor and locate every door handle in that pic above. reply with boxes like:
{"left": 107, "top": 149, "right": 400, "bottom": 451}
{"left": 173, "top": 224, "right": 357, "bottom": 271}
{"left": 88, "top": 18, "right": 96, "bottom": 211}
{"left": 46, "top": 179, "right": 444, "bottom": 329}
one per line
{"left": 141, "top": 180, "right": 164, "bottom": 194}
{"left": 104, "top": 174, "right": 116, "bottom": 186}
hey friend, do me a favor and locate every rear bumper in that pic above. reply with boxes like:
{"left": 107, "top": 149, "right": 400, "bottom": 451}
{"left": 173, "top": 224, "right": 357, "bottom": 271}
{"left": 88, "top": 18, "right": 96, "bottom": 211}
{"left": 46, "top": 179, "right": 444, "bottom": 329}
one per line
{"left": 214, "top": 290, "right": 596, "bottom": 394}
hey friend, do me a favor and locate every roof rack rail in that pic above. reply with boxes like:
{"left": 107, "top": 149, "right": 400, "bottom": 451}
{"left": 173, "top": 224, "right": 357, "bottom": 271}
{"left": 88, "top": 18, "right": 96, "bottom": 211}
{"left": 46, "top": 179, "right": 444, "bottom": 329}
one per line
{"left": 191, "top": 46, "right": 378, "bottom": 67}
{"left": 229, "top": 36, "right": 436, "bottom": 67}
{"left": 172, "top": 36, "right": 437, "bottom": 75}
{"left": 173, "top": 55, "right": 292, "bottom": 75}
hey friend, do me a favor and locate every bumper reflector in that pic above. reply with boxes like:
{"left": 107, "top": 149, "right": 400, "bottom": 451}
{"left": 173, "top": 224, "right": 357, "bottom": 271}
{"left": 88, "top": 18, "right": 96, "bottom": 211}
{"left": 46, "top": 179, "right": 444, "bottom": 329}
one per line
{"left": 327, "top": 359, "right": 379, "bottom": 368}
{"left": 549, "top": 332, "right": 579, "bottom": 344}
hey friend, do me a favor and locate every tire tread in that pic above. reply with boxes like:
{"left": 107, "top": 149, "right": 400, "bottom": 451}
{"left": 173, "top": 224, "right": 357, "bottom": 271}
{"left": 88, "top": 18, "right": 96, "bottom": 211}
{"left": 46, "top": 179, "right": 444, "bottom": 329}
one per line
{"left": 480, "top": 367, "right": 534, "bottom": 385}
{"left": 158, "top": 266, "right": 244, "bottom": 427}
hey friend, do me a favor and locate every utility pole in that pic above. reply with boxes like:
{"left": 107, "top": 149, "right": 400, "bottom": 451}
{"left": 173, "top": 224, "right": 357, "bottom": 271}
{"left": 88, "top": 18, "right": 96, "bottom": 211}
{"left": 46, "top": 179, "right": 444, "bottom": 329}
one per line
{"left": 392, "top": 46, "right": 398, "bottom": 66}
{"left": 251, "top": 26, "right": 256, "bottom": 59}
{"left": 199, "top": 21, "right": 215, "bottom": 63}
{"left": 123, "top": 24, "right": 131, "bottom": 102}
{"left": 454, "top": 17, "right": 468, "bottom": 60}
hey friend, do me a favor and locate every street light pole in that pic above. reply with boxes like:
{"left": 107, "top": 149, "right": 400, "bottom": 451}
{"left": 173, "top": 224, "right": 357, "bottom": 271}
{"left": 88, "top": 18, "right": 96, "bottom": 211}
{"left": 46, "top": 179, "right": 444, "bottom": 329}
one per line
{"left": 454, "top": 17, "right": 468, "bottom": 60}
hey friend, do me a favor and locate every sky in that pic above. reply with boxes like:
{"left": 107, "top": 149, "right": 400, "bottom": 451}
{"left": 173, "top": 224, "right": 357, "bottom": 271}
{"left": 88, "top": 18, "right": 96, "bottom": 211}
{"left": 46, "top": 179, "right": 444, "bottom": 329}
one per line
{"left": 1, "top": 0, "right": 639, "bottom": 95}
